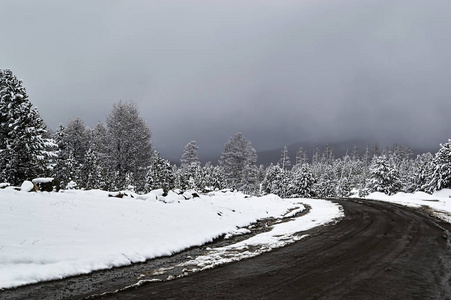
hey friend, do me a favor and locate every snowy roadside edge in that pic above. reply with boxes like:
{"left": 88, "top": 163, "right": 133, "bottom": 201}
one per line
{"left": 91, "top": 198, "right": 344, "bottom": 298}
{"left": 361, "top": 189, "right": 451, "bottom": 224}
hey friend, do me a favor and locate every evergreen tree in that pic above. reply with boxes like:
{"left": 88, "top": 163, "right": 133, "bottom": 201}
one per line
{"left": 334, "top": 154, "right": 363, "bottom": 197}
{"left": 261, "top": 164, "right": 287, "bottom": 197}
{"left": 124, "top": 172, "right": 135, "bottom": 192}
{"left": 335, "top": 156, "right": 351, "bottom": 197}
{"left": 145, "top": 151, "right": 175, "bottom": 195}
{"left": 57, "top": 150, "right": 80, "bottom": 189}
{"left": 321, "top": 144, "right": 335, "bottom": 164}
{"left": 312, "top": 147, "right": 321, "bottom": 166}
{"left": 80, "top": 148, "right": 102, "bottom": 190}
{"left": 414, "top": 152, "right": 434, "bottom": 192}
{"left": 201, "top": 163, "right": 225, "bottom": 191}
{"left": 64, "top": 117, "right": 91, "bottom": 164}
{"left": 364, "top": 155, "right": 402, "bottom": 195}
{"left": 310, "top": 145, "right": 338, "bottom": 198}
{"left": 351, "top": 145, "right": 360, "bottom": 161}
{"left": 289, "top": 163, "right": 316, "bottom": 198}
{"left": 52, "top": 118, "right": 92, "bottom": 189}
{"left": 219, "top": 132, "right": 258, "bottom": 193}
{"left": 107, "top": 101, "right": 152, "bottom": 192}
{"left": 91, "top": 122, "right": 110, "bottom": 164}
{"left": 53, "top": 125, "right": 68, "bottom": 188}
{"left": 90, "top": 122, "right": 111, "bottom": 190}
{"left": 177, "top": 141, "right": 203, "bottom": 191}
{"left": 180, "top": 141, "right": 200, "bottom": 168}
{"left": 312, "top": 163, "right": 338, "bottom": 198}
{"left": 424, "top": 140, "right": 451, "bottom": 193}
{"left": 175, "top": 161, "right": 203, "bottom": 191}
{"left": 346, "top": 153, "right": 366, "bottom": 196}
{"left": 279, "top": 146, "right": 291, "bottom": 170}
{"left": 295, "top": 147, "right": 308, "bottom": 166}
{"left": 0, "top": 69, "right": 57, "bottom": 185}
{"left": 362, "top": 144, "right": 371, "bottom": 167}
{"left": 370, "top": 143, "right": 380, "bottom": 159}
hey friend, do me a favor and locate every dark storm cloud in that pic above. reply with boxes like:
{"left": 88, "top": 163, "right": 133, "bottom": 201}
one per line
{"left": 2, "top": 0, "right": 451, "bottom": 160}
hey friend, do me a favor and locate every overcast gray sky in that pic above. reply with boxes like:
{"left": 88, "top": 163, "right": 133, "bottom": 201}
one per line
{"left": 2, "top": 0, "right": 451, "bottom": 160}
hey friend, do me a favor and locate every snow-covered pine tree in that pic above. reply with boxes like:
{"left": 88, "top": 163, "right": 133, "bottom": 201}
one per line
{"left": 321, "top": 144, "right": 335, "bottom": 164}
{"left": 124, "top": 172, "right": 135, "bottom": 192}
{"left": 334, "top": 155, "right": 357, "bottom": 197}
{"left": 56, "top": 150, "right": 80, "bottom": 190}
{"left": 91, "top": 122, "right": 109, "bottom": 161}
{"left": 145, "top": 151, "right": 175, "bottom": 195}
{"left": 53, "top": 117, "right": 93, "bottom": 189}
{"left": 362, "top": 144, "right": 371, "bottom": 168}
{"left": 310, "top": 146, "right": 338, "bottom": 198}
{"left": 351, "top": 145, "right": 360, "bottom": 161}
{"left": 180, "top": 141, "right": 200, "bottom": 168}
{"left": 261, "top": 164, "right": 286, "bottom": 197}
{"left": 90, "top": 122, "right": 112, "bottom": 190}
{"left": 201, "top": 162, "right": 225, "bottom": 191}
{"left": 80, "top": 148, "right": 103, "bottom": 190}
{"left": 107, "top": 101, "right": 152, "bottom": 192}
{"left": 176, "top": 140, "right": 203, "bottom": 191}
{"left": 0, "top": 69, "right": 57, "bottom": 185}
{"left": 364, "top": 155, "right": 402, "bottom": 196}
{"left": 312, "top": 147, "right": 321, "bottom": 166}
{"left": 219, "top": 132, "right": 258, "bottom": 193}
{"left": 387, "top": 144, "right": 415, "bottom": 192}
{"left": 398, "top": 157, "right": 416, "bottom": 193}
{"left": 279, "top": 146, "right": 291, "bottom": 170}
{"left": 312, "top": 162, "right": 338, "bottom": 198}
{"left": 175, "top": 161, "right": 202, "bottom": 191}
{"left": 424, "top": 140, "right": 451, "bottom": 193}
{"left": 289, "top": 163, "right": 316, "bottom": 198}
{"left": 414, "top": 152, "right": 434, "bottom": 192}
{"left": 295, "top": 147, "right": 308, "bottom": 166}
{"left": 344, "top": 153, "right": 365, "bottom": 196}
{"left": 240, "top": 157, "right": 259, "bottom": 194}
{"left": 370, "top": 143, "right": 380, "bottom": 160}
{"left": 64, "top": 117, "right": 92, "bottom": 164}
{"left": 52, "top": 118, "right": 90, "bottom": 189}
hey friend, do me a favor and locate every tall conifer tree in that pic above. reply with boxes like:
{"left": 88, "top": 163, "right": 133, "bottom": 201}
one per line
{"left": 219, "top": 132, "right": 257, "bottom": 193}
{"left": 0, "top": 69, "right": 56, "bottom": 185}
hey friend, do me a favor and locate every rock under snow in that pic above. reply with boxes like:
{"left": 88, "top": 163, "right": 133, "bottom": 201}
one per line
{"left": 0, "top": 183, "right": 10, "bottom": 189}
{"left": 20, "top": 181, "right": 36, "bottom": 192}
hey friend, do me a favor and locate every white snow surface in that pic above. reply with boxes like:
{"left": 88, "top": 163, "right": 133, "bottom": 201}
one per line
{"left": 32, "top": 178, "right": 54, "bottom": 184}
{"left": 364, "top": 189, "right": 451, "bottom": 222}
{"left": 0, "top": 189, "right": 342, "bottom": 289}
{"left": 20, "top": 181, "right": 35, "bottom": 192}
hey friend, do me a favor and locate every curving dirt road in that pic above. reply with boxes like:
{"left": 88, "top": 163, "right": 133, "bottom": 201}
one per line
{"left": 2, "top": 199, "right": 451, "bottom": 299}
{"left": 98, "top": 199, "right": 451, "bottom": 299}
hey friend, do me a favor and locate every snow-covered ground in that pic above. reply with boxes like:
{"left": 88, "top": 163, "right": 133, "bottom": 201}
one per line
{"left": 0, "top": 188, "right": 343, "bottom": 289}
{"left": 364, "top": 189, "right": 451, "bottom": 223}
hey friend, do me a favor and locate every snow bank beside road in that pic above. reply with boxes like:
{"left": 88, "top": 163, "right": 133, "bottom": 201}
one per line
{"left": 365, "top": 189, "right": 451, "bottom": 222}
{"left": 169, "top": 198, "right": 343, "bottom": 276}
{"left": 0, "top": 189, "right": 341, "bottom": 289}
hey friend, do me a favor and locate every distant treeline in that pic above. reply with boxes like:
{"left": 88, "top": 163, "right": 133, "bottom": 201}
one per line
{"left": 1, "top": 69, "right": 450, "bottom": 197}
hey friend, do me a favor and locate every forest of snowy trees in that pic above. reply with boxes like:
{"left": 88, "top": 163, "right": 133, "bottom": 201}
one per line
{"left": 1, "top": 68, "right": 451, "bottom": 198}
